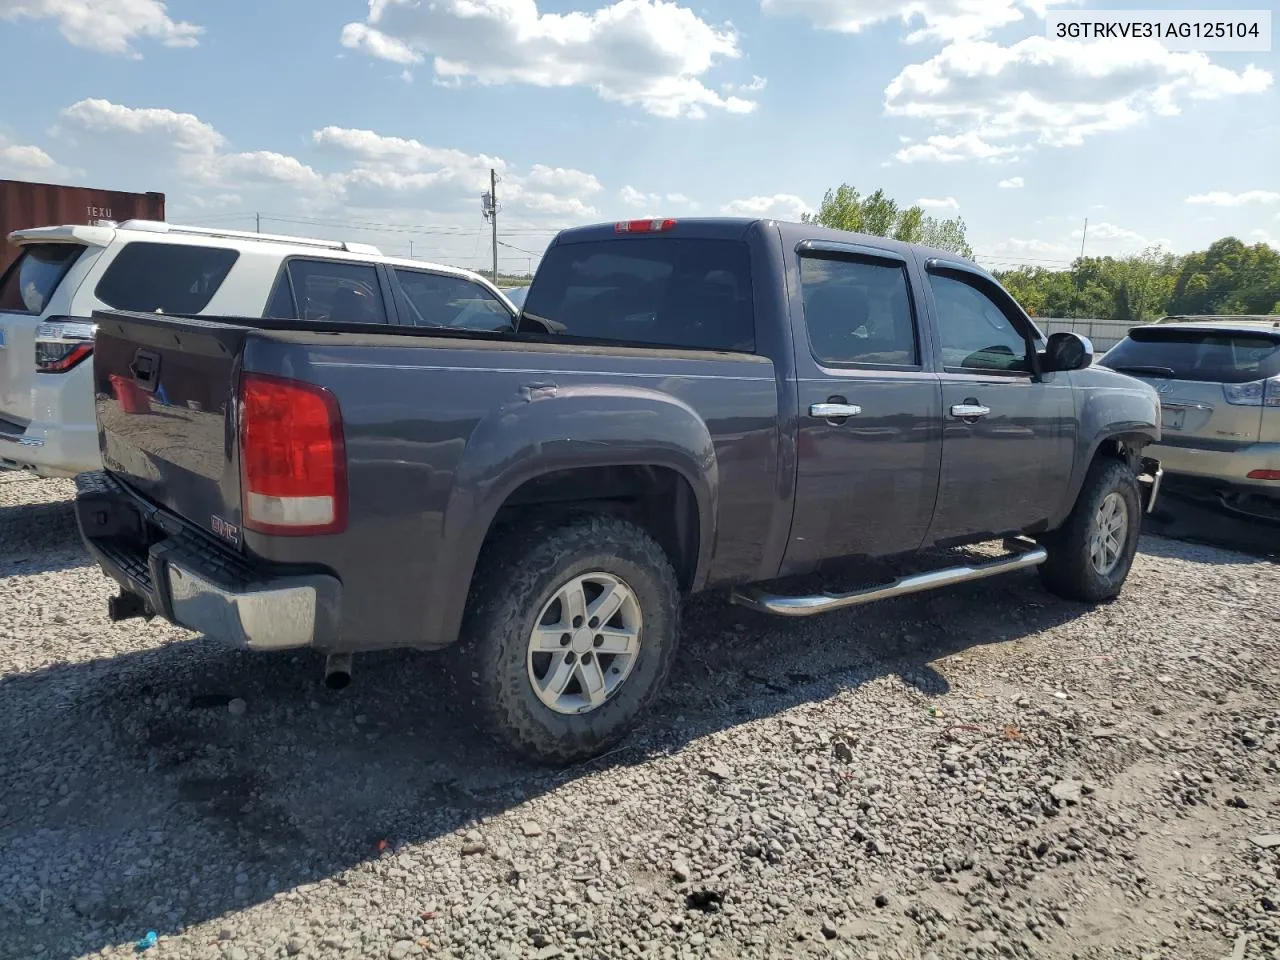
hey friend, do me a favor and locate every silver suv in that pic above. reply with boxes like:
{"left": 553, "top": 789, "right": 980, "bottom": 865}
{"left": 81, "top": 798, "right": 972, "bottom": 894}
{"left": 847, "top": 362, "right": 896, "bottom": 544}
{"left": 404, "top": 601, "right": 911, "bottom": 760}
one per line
{"left": 1099, "top": 318, "right": 1280, "bottom": 517}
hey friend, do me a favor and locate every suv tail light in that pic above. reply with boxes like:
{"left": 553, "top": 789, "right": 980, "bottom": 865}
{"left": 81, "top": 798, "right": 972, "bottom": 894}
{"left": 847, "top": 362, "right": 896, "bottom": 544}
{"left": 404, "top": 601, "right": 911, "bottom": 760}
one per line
{"left": 35, "top": 317, "right": 95, "bottom": 373}
{"left": 239, "top": 373, "right": 347, "bottom": 536}
{"left": 1222, "top": 376, "right": 1280, "bottom": 407}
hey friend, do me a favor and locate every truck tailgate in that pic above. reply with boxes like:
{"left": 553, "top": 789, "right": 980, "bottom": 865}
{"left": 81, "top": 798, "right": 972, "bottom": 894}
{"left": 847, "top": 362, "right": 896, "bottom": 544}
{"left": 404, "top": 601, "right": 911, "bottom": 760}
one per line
{"left": 92, "top": 310, "right": 247, "bottom": 544}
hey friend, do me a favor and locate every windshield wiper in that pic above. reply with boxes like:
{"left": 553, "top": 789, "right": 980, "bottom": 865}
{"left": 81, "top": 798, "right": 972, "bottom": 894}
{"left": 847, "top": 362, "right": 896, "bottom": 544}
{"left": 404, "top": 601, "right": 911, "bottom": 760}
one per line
{"left": 1107, "top": 364, "right": 1176, "bottom": 378}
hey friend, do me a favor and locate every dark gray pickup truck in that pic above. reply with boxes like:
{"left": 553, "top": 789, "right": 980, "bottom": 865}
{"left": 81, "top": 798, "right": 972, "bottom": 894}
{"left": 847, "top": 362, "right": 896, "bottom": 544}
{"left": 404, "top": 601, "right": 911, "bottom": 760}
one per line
{"left": 74, "top": 218, "right": 1163, "bottom": 762}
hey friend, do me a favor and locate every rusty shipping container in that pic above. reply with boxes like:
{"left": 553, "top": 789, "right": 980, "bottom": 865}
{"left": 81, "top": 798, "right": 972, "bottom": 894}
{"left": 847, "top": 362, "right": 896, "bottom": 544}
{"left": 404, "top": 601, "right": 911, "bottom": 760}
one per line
{"left": 0, "top": 179, "right": 165, "bottom": 274}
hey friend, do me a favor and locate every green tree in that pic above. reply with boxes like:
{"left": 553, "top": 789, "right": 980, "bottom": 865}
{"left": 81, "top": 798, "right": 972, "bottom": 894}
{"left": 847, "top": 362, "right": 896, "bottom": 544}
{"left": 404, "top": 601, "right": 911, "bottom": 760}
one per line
{"left": 1168, "top": 238, "right": 1280, "bottom": 315}
{"left": 803, "top": 183, "right": 972, "bottom": 257}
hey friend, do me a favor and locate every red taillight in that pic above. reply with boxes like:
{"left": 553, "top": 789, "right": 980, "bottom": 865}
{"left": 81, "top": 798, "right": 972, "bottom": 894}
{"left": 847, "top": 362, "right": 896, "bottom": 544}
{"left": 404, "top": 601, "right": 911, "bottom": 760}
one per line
{"left": 1247, "top": 469, "right": 1280, "bottom": 481}
{"left": 615, "top": 218, "right": 677, "bottom": 234}
{"left": 35, "top": 317, "right": 95, "bottom": 373}
{"left": 239, "top": 373, "right": 347, "bottom": 536}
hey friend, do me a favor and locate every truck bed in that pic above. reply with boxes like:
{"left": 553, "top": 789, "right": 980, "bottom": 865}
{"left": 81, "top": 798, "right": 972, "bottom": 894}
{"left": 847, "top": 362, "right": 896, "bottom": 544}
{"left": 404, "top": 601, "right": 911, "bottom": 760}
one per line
{"left": 86, "top": 308, "right": 783, "bottom": 652}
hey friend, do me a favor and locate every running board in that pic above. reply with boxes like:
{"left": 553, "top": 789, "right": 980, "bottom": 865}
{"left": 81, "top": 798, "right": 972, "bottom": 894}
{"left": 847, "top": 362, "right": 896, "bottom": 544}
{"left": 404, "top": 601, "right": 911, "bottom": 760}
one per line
{"left": 730, "top": 539, "right": 1048, "bottom": 618}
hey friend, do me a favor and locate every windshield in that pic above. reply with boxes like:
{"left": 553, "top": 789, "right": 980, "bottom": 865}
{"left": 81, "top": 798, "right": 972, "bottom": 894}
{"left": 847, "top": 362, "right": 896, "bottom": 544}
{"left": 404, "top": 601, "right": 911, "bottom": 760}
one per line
{"left": 1100, "top": 328, "right": 1280, "bottom": 384}
{"left": 523, "top": 238, "right": 755, "bottom": 352}
{"left": 0, "top": 243, "right": 86, "bottom": 314}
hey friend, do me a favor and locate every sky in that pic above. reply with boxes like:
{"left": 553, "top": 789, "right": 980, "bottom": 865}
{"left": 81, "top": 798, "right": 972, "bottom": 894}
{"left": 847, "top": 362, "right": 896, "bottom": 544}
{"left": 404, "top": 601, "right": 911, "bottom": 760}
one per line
{"left": 0, "top": 0, "right": 1276, "bottom": 276}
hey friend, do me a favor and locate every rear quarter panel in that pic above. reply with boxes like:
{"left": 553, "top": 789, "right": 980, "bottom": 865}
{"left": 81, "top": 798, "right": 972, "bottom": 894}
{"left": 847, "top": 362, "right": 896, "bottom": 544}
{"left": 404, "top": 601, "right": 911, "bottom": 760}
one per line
{"left": 241, "top": 334, "right": 782, "bottom": 651}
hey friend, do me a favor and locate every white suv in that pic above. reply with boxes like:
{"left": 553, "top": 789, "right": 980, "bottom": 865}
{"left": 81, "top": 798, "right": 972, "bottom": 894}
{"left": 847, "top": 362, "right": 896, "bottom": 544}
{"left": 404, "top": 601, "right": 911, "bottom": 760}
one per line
{"left": 0, "top": 220, "right": 516, "bottom": 478}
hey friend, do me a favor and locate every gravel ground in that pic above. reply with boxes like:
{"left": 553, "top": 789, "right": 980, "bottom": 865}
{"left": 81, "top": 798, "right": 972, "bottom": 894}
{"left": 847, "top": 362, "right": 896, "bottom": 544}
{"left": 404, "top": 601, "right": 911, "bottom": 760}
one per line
{"left": 1, "top": 474, "right": 1277, "bottom": 960}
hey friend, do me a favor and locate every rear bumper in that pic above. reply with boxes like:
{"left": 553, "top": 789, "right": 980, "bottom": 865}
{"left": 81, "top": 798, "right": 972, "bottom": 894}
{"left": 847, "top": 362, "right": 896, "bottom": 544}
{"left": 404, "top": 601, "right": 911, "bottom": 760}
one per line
{"left": 73, "top": 471, "right": 342, "bottom": 651}
{"left": 0, "top": 419, "right": 101, "bottom": 478}
{"left": 1149, "top": 439, "right": 1280, "bottom": 494}
{"left": 0, "top": 365, "right": 102, "bottom": 478}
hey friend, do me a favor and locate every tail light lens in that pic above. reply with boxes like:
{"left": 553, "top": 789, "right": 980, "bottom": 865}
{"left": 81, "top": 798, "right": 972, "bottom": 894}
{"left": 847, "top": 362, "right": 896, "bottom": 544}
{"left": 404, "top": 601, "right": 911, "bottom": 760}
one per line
{"left": 35, "top": 317, "right": 95, "bottom": 373}
{"left": 1223, "top": 376, "right": 1280, "bottom": 407}
{"left": 239, "top": 373, "right": 347, "bottom": 536}
{"left": 615, "top": 219, "right": 677, "bottom": 234}
{"left": 1247, "top": 470, "right": 1280, "bottom": 481}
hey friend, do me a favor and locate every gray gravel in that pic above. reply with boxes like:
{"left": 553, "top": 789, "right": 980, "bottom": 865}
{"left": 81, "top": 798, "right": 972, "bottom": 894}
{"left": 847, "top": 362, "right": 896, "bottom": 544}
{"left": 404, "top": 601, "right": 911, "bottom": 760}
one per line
{"left": 1, "top": 474, "right": 1277, "bottom": 960}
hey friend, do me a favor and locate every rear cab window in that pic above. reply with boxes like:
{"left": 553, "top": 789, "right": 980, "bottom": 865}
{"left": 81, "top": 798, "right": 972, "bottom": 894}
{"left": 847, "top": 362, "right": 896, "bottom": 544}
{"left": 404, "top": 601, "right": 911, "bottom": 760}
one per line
{"left": 1101, "top": 328, "right": 1280, "bottom": 383}
{"left": 0, "top": 243, "right": 87, "bottom": 315}
{"left": 523, "top": 238, "right": 755, "bottom": 352}
{"left": 95, "top": 242, "right": 238, "bottom": 314}
{"left": 265, "top": 259, "right": 389, "bottom": 325}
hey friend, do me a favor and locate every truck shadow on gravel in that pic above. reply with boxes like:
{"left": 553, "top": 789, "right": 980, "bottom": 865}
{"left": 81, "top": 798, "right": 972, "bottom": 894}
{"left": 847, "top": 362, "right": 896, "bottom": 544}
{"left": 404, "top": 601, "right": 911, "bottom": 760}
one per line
{"left": 0, "top": 549, "right": 1099, "bottom": 960}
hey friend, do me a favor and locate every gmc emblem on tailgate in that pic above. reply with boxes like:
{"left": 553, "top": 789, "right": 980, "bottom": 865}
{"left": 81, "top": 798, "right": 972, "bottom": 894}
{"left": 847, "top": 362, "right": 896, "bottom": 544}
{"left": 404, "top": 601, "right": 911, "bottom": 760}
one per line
{"left": 211, "top": 515, "right": 240, "bottom": 546}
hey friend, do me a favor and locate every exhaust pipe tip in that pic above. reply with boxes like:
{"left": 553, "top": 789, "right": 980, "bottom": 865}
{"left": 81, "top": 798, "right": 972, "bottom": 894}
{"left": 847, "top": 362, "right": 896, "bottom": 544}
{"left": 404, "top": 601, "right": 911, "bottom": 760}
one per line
{"left": 323, "top": 653, "right": 353, "bottom": 691}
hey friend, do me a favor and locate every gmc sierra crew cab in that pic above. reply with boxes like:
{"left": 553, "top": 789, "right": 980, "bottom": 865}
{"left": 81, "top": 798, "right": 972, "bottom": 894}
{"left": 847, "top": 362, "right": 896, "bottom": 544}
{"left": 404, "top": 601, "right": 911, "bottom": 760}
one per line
{"left": 74, "top": 218, "right": 1163, "bottom": 763}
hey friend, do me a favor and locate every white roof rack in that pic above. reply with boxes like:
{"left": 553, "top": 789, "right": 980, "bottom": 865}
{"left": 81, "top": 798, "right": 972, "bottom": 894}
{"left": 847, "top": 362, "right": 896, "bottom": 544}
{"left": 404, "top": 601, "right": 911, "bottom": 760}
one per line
{"left": 115, "top": 220, "right": 382, "bottom": 255}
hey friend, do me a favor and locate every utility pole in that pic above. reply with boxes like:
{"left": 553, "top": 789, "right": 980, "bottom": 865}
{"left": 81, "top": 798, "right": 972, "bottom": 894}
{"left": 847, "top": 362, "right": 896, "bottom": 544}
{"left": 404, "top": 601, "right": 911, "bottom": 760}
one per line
{"left": 1073, "top": 217, "right": 1088, "bottom": 319}
{"left": 255, "top": 212, "right": 260, "bottom": 234}
{"left": 482, "top": 170, "right": 501, "bottom": 284}
{"left": 409, "top": 240, "right": 414, "bottom": 258}
{"left": 489, "top": 169, "right": 499, "bottom": 284}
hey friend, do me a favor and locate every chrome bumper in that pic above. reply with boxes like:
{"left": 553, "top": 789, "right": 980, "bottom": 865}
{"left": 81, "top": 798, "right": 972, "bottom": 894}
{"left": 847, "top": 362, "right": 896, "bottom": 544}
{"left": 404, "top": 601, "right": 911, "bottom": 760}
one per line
{"left": 167, "top": 561, "right": 332, "bottom": 651}
{"left": 75, "top": 471, "right": 343, "bottom": 651}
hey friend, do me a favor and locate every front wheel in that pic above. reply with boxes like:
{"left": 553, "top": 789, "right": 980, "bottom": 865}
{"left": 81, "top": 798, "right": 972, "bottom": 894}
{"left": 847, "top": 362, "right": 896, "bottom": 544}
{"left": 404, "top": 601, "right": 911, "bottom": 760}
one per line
{"left": 1038, "top": 458, "right": 1142, "bottom": 603}
{"left": 453, "top": 515, "right": 681, "bottom": 765}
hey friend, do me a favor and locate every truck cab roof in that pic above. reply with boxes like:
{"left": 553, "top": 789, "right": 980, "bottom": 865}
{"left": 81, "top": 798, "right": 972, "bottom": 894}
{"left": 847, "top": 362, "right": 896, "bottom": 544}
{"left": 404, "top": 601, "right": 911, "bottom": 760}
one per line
{"left": 551, "top": 217, "right": 986, "bottom": 276}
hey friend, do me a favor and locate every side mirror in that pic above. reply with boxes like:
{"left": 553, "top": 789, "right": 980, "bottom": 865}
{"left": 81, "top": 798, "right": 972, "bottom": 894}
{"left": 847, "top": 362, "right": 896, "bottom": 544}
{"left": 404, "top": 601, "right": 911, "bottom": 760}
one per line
{"left": 1043, "top": 331, "right": 1094, "bottom": 372}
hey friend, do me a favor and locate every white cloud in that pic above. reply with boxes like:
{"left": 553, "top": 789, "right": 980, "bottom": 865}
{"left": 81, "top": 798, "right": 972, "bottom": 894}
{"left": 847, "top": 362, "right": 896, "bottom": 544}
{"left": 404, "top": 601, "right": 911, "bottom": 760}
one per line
{"left": 721, "top": 194, "right": 812, "bottom": 220}
{"left": 620, "top": 186, "right": 696, "bottom": 210}
{"left": 620, "top": 185, "right": 652, "bottom": 207}
{"left": 1185, "top": 190, "right": 1280, "bottom": 207}
{"left": 315, "top": 126, "right": 601, "bottom": 218}
{"left": 1250, "top": 229, "right": 1274, "bottom": 245}
{"left": 895, "top": 132, "right": 1018, "bottom": 164}
{"left": 885, "top": 37, "right": 1272, "bottom": 155}
{"left": 1073, "top": 221, "right": 1147, "bottom": 244}
{"left": 0, "top": 0, "right": 201, "bottom": 56}
{"left": 722, "top": 74, "right": 767, "bottom": 94}
{"left": 61, "top": 98, "right": 225, "bottom": 153}
{"left": 341, "top": 0, "right": 756, "bottom": 119}
{"left": 0, "top": 142, "right": 57, "bottom": 175}
{"left": 917, "top": 196, "right": 959, "bottom": 211}
{"left": 998, "top": 176, "right": 1024, "bottom": 189}
{"left": 190, "top": 151, "right": 326, "bottom": 189}
{"left": 59, "top": 99, "right": 327, "bottom": 196}
{"left": 186, "top": 193, "right": 244, "bottom": 210}
{"left": 761, "top": 0, "right": 1067, "bottom": 43}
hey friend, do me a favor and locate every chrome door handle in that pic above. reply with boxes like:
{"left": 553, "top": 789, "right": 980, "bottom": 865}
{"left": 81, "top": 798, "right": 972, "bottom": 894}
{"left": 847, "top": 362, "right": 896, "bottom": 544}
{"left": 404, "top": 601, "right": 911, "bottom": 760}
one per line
{"left": 810, "top": 402, "right": 862, "bottom": 419}
{"left": 950, "top": 403, "right": 991, "bottom": 419}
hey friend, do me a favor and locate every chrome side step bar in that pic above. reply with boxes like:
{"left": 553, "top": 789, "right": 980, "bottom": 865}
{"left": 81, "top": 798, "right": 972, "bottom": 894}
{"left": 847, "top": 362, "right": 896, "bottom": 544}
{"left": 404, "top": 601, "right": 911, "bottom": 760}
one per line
{"left": 730, "top": 539, "right": 1048, "bottom": 618}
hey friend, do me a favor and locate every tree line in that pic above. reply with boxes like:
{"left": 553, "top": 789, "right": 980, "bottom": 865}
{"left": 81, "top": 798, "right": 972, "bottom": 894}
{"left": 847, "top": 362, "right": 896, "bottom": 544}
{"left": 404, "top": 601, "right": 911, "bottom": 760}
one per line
{"left": 802, "top": 183, "right": 1280, "bottom": 322}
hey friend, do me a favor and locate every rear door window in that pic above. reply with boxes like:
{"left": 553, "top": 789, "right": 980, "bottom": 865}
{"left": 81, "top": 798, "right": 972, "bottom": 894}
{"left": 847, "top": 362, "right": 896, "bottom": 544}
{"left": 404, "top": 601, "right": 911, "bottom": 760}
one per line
{"left": 1101, "top": 329, "right": 1280, "bottom": 383}
{"left": 523, "top": 238, "right": 755, "bottom": 352}
{"left": 0, "top": 243, "right": 86, "bottom": 314}
{"left": 265, "top": 259, "right": 389, "bottom": 325}
{"left": 799, "top": 254, "right": 919, "bottom": 366}
{"left": 95, "top": 242, "right": 238, "bottom": 314}
{"left": 394, "top": 269, "right": 512, "bottom": 332}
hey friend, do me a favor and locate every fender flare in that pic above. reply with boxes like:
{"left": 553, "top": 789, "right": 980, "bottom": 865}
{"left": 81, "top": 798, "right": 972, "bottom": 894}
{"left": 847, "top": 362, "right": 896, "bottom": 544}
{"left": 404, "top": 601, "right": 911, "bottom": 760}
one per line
{"left": 426, "top": 384, "right": 720, "bottom": 645}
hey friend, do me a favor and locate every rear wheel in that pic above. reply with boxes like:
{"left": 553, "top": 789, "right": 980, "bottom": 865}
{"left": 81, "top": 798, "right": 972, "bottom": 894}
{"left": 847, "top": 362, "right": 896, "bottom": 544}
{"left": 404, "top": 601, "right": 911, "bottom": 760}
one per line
{"left": 1039, "top": 458, "right": 1141, "bottom": 603}
{"left": 453, "top": 515, "right": 681, "bottom": 765}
